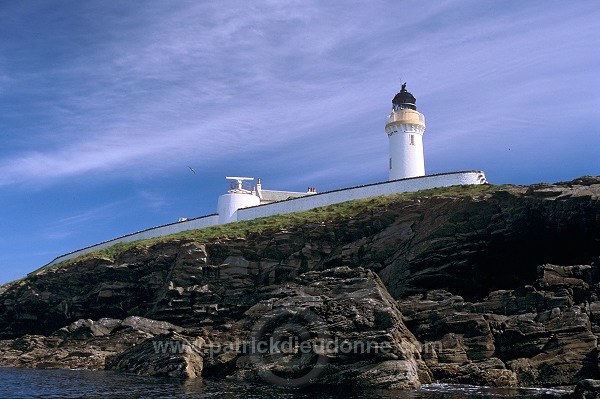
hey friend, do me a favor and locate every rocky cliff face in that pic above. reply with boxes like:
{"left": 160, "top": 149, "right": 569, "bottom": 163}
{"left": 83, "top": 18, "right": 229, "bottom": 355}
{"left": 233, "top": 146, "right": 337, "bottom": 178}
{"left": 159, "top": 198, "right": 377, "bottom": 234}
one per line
{"left": 0, "top": 177, "right": 598, "bottom": 388}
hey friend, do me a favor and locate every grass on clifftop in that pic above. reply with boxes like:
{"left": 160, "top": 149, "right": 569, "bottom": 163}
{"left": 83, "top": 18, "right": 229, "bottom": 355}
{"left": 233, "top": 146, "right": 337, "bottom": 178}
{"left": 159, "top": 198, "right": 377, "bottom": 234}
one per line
{"left": 36, "top": 183, "right": 506, "bottom": 273}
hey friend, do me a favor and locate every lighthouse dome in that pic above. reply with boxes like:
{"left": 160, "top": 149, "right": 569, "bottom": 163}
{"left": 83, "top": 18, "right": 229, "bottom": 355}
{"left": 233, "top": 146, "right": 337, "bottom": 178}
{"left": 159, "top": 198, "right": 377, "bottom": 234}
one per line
{"left": 392, "top": 83, "right": 417, "bottom": 110}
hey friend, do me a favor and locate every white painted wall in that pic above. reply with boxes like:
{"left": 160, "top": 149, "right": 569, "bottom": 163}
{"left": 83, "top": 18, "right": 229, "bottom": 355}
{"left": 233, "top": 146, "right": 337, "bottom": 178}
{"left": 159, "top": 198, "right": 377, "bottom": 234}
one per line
{"left": 34, "top": 171, "right": 486, "bottom": 274}
{"left": 385, "top": 108, "right": 426, "bottom": 180}
{"left": 388, "top": 124, "right": 425, "bottom": 180}
{"left": 237, "top": 171, "right": 486, "bottom": 221}
{"left": 217, "top": 193, "right": 261, "bottom": 224}
{"left": 37, "top": 214, "right": 220, "bottom": 270}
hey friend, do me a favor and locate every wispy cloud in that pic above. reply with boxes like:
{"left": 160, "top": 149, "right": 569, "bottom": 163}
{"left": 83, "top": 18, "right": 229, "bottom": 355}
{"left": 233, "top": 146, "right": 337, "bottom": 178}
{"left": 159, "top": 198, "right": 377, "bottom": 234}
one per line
{"left": 41, "top": 200, "right": 128, "bottom": 240}
{"left": 0, "top": 1, "right": 598, "bottom": 283}
{"left": 136, "top": 190, "right": 168, "bottom": 212}
{"left": 0, "top": 0, "right": 598, "bottom": 191}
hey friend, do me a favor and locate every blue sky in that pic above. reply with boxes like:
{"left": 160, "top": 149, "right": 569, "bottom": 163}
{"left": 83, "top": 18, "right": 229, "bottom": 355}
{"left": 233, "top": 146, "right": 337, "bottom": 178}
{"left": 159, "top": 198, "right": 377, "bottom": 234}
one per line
{"left": 0, "top": 1, "right": 598, "bottom": 284}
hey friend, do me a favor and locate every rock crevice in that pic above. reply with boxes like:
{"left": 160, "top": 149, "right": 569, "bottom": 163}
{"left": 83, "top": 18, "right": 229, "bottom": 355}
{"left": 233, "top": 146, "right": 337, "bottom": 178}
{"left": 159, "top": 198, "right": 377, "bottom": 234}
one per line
{"left": 0, "top": 177, "right": 598, "bottom": 388}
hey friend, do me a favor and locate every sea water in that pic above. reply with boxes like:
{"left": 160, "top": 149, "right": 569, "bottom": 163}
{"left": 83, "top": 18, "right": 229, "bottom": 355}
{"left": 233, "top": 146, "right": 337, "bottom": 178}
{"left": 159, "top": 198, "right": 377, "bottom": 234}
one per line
{"left": 0, "top": 367, "right": 570, "bottom": 399}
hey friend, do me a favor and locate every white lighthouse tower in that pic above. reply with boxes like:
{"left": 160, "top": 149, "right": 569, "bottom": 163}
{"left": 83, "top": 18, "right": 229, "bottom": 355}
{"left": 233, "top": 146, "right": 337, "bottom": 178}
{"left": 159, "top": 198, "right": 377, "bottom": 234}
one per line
{"left": 385, "top": 83, "right": 426, "bottom": 180}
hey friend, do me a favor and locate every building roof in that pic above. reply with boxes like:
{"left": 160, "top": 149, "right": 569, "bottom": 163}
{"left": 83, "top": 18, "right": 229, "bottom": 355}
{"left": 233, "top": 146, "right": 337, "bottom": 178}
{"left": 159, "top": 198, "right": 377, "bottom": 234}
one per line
{"left": 259, "top": 190, "right": 311, "bottom": 202}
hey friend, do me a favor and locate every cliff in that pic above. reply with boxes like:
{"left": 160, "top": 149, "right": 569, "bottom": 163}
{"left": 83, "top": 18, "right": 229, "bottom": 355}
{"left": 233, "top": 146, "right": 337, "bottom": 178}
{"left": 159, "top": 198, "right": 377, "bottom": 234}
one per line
{"left": 0, "top": 176, "right": 598, "bottom": 388}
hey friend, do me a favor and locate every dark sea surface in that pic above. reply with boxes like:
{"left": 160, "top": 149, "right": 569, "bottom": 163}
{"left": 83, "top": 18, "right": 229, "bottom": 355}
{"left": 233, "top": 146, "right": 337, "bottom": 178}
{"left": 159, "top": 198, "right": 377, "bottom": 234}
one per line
{"left": 0, "top": 367, "right": 571, "bottom": 399}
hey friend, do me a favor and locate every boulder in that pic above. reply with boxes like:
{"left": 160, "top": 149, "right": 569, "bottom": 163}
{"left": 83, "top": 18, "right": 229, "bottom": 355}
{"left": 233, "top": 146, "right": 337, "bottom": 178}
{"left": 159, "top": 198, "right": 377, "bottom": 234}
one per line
{"left": 572, "top": 379, "right": 600, "bottom": 399}
{"left": 105, "top": 333, "right": 203, "bottom": 378}
{"left": 120, "top": 316, "right": 183, "bottom": 335}
{"left": 0, "top": 177, "right": 598, "bottom": 388}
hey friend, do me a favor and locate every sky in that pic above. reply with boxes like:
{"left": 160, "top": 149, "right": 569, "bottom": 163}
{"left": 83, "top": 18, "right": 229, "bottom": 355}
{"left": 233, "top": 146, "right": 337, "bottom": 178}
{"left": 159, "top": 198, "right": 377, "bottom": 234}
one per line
{"left": 0, "top": 1, "right": 598, "bottom": 284}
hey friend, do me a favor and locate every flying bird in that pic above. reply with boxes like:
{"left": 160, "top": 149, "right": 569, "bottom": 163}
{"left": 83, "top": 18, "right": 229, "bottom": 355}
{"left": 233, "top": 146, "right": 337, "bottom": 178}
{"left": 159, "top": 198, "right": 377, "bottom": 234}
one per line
{"left": 188, "top": 166, "right": 196, "bottom": 174}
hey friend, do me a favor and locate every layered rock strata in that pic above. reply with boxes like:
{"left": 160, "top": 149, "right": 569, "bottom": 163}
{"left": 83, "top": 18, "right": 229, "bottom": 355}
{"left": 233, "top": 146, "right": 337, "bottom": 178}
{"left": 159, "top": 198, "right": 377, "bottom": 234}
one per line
{"left": 0, "top": 177, "right": 598, "bottom": 388}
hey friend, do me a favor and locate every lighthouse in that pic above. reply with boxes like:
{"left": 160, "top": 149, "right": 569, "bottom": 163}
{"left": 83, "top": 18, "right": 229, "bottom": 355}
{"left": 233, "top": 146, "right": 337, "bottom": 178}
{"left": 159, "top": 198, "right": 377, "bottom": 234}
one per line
{"left": 385, "top": 83, "right": 426, "bottom": 180}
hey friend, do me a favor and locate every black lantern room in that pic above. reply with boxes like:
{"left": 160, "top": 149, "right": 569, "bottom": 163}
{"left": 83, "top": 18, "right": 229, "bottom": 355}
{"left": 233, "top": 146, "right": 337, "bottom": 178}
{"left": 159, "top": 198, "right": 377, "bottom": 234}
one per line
{"left": 392, "top": 83, "right": 417, "bottom": 111}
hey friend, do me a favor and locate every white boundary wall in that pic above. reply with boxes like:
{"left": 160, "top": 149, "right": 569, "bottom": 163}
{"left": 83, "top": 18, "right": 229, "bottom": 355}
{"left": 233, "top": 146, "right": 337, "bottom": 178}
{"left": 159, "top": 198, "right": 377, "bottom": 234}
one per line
{"left": 238, "top": 171, "right": 486, "bottom": 221}
{"left": 34, "top": 171, "right": 486, "bottom": 273}
{"left": 37, "top": 214, "right": 220, "bottom": 270}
